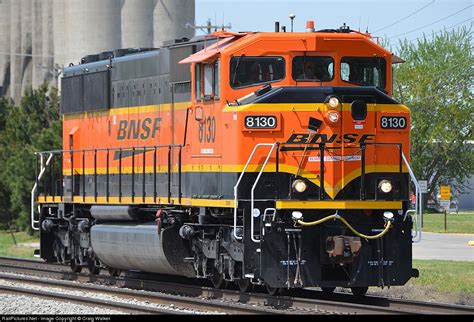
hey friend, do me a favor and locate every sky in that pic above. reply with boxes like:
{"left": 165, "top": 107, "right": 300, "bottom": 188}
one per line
{"left": 195, "top": 0, "right": 473, "bottom": 53}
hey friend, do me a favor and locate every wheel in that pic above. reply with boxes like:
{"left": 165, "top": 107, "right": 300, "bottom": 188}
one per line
{"left": 236, "top": 278, "right": 252, "bottom": 293}
{"left": 87, "top": 258, "right": 101, "bottom": 275}
{"left": 265, "top": 283, "right": 281, "bottom": 296}
{"left": 321, "top": 287, "right": 336, "bottom": 294}
{"left": 108, "top": 267, "right": 122, "bottom": 277}
{"left": 351, "top": 287, "right": 369, "bottom": 296}
{"left": 210, "top": 268, "right": 226, "bottom": 289}
{"left": 70, "top": 258, "right": 82, "bottom": 273}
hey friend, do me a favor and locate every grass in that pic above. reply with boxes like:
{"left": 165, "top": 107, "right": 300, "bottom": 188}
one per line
{"left": 412, "top": 259, "right": 474, "bottom": 294}
{"left": 421, "top": 212, "right": 474, "bottom": 234}
{"left": 0, "top": 230, "right": 39, "bottom": 258}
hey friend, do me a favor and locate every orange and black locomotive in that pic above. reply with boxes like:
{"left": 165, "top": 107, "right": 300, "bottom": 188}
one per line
{"left": 33, "top": 22, "right": 421, "bottom": 295}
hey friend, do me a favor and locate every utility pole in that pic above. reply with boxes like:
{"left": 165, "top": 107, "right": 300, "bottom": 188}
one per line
{"left": 186, "top": 19, "right": 232, "bottom": 34}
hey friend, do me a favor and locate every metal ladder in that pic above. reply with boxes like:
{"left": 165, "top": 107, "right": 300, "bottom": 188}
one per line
{"left": 233, "top": 143, "right": 277, "bottom": 242}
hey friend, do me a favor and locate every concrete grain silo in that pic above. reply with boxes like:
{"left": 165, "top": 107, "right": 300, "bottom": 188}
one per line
{"left": 32, "top": 0, "right": 44, "bottom": 89}
{"left": 63, "top": 0, "right": 122, "bottom": 66}
{"left": 121, "top": 0, "right": 155, "bottom": 48}
{"left": 1, "top": 0, "right": 196, "bottom": 102}
{"left": 20, "top": 0, "right": 33, "bottom": 98}
{"left": 10, "top": 0, "right": 22, "bottom": 103}
{"left": 52, "top": 0, "right": 66, "bottom": 68}
{"left": 153, "top": 0, "right": 195, "bottom": 47}
{"left": 0, "top": 0, "right": 10, "bottom": 96}
{"left": 41, "top": 0, "right": 54, "bottom": 85}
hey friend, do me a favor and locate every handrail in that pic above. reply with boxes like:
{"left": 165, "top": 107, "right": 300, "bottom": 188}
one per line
{"left": 233, "top": 143, "right": 276, "bottom": 241}
{"left": 34, "top": 144, "right": 183, "bottom": 155}
{"left": 32, "top": 144, "right": 183, "bottom": 230}
{"left": 401, "top": 152, "right": 422, "bottom": 243}
{"left": 31, "top": 153, "right": 53, "bottom": 231}
{"left": 250, "top": 143, "right": 277, "bottom": 243}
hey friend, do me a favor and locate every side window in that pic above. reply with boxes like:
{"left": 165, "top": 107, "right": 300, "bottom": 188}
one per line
{"left": 214, "top": 61, "right": 220, "bottom": 99}
{"left": 195, "top": 63, "right": 202, "bottom": 101}
{"left": 204, "top": 64, "right": 213, "bottom": 97}
{"left": 230, "top": 56, "right": 285, "bottom": 89}
{"left": 292, "top": 56, "right": 334, "bottom": 81}
{"left": 340, "top": 57, "right": 386, "bottom": 88}
{"left": 195, "top": 62, "right": 220, "bottom": 101}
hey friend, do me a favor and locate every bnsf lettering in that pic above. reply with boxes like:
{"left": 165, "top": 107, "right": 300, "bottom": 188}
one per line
{"left": 286, "top": 133, "right": 375, "bottom": 144}
{"left": 116, "top": 117, "right": 162, "bottom": 141}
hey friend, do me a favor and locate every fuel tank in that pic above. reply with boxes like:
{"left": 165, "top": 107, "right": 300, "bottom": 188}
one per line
{"left": 90, "top": 222, "right": 194, "bottom": 277}
{"left": 90, "top": 205, "right": 139, "bottom": 221}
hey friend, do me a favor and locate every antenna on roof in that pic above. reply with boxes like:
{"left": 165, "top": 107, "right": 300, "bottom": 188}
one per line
{"left": 289, "top": 13, "right": 296, "bottom": 32}
{"left": 366, "top": 16, "right": 370, "bottom": 33}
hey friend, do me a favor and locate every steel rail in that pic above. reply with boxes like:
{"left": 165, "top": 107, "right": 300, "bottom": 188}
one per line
{"left": 1, "top": 256, "right": 473, "bottom": 315}
{"left": 0, "top": 260, "right": 287, "bottom": 315}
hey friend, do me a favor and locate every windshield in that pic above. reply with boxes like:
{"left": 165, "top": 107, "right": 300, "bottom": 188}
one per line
{"left": 340, "top": 57, "right": 386, "bottom": 88}
{"left": 230, "top": 56, "right": 285, "bottom": 89}
{"left": 292, "top": 56, "right": 334, "bottom": 81}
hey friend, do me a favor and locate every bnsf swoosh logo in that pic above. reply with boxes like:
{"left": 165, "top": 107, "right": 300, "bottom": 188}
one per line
{"left": 281, "top": 133, "right": 375, "bottom": 151}
{"left": 113, "top": 148, "right": 155, "bottom": 161}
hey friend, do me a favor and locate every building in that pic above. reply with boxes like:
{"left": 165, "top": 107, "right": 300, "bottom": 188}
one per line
{"left": 0, "top": 0, "right": 195, "bottom": 104}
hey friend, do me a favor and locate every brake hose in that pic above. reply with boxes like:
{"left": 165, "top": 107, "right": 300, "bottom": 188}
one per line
{"left": 296, "top": 214, "right": 393, "bottom": 240}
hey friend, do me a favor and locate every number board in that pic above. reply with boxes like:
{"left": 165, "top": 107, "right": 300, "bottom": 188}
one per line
{"left": 380, "top": 116, "right": 407, "bottom": 129}
{"left": 245, "top": 115, "right": 277, "bottom": 129}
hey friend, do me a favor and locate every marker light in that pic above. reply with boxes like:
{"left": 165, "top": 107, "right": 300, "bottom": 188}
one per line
{"left": 378, "top": 180, "right": 393, "bottom": 193}
{"left": 326, "top": 110, "right": 340, "bottom": 123}
{"left": 292, "top": 179, "right": 307, "bottom": 193}
{"left": 292, "top": 211, "right": 303, "bottom": 220}
{"left": 252, "top": 208, "right": 261, "bottom": 217}
{"left": 327, "top": 96, "right": 340, "bottom": 109}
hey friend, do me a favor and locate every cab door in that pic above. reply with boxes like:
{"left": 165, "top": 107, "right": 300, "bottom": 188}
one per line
{"left": 189, "top": 61, "right": 222, "bottom": 199}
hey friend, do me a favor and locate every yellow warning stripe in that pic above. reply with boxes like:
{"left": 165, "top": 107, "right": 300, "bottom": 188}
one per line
{"left": 63, "top": 101, "right": 191, "bottom": 120}
{"left": 223, "top": 103, "right": 410, "bottom": 113}
{"left": 276, "top": 200, "right": 402, "bottom": 210}
{"left": 37, "top": 195, "right": 402, "bottom": 210}
{"left": 61, "top": 163, "right": 406, "bottom": 199}
{"left": 37, "top": 196, "right": 235, "bottom": 208}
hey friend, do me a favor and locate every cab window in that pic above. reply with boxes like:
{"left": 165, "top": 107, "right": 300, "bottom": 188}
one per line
{"left": 292, "top": 56, "right": 334, "bottom": 81}
{"left": 230, "top": 56, "right": 285, "bottom": 89}
{"left": 195, "top": 62, "right": 220, "bottom": 100}
{"left": 340, "top": 57, "right": 386, "bottom": 88}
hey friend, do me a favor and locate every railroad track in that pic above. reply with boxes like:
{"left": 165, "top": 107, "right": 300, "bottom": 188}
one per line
{"left": 1, "top": 256, "right": 473, "bottom": 315}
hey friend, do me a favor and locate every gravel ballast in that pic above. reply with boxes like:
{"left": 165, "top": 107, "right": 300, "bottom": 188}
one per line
{"left": 0, "top": 294, "right": 126, "bottom": 315}
{"left": 0, "top": 277, "right": 222, "bottom": 315}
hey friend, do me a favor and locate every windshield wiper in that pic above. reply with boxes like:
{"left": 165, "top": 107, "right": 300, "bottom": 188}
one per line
{"left": 295, "top": 78, "right": 323, "bottom": 82}
{"left": 231, "top": 55, "right": 245, "bottom": 86}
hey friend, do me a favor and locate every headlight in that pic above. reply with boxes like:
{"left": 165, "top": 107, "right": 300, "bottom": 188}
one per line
{"left": 327, "top": 96, "right": 340, "bottom": 109}
{"left": 326, "top": 110, "right": 340, "bottom": 123}
{"left": 378, "top": 180, "right": 393, "bottom": 193}
{"left": 292, "top": 179, "right": 307, "bottom": 193}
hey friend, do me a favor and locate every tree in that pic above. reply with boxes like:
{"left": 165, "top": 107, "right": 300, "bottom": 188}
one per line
{"left": 393, "top": 27, "right": 474, "bottom": 205}
{"left": 0, "top": 84, "right": 61, "bottom": 231}
{"left": 0, "top": 97, "right": 13, "bottom": 229}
